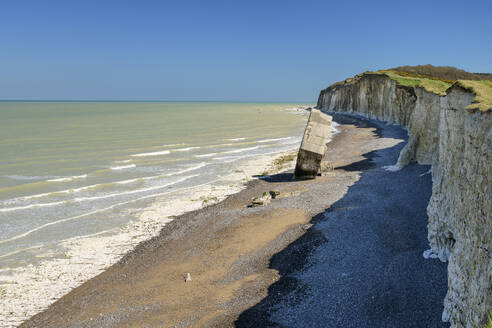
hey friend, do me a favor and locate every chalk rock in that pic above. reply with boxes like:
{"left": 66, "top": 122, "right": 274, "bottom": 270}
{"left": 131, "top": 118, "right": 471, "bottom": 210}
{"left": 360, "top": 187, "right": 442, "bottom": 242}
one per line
{"left": 318, "top": 73, "right": 492, "bottom": 328}
{"left": 251, "top": 192, "right": 272, "bottom": 207}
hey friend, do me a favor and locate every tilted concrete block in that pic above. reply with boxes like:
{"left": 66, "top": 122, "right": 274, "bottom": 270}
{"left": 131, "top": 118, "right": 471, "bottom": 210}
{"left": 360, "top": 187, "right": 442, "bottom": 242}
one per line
{"left": 294, "top": 109, "right": 332, "bottom": 179}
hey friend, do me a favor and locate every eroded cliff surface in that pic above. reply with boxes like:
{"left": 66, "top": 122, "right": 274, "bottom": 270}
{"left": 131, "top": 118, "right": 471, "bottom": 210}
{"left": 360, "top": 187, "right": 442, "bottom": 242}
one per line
{"left": 317, "top": 73, "right": 491, "bottom": 328}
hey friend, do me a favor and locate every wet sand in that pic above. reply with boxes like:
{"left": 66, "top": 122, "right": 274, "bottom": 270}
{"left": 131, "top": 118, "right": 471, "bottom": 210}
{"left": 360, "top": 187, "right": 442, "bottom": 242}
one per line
{"left": 20, "top": 114, "right": 448, "bottom": 328}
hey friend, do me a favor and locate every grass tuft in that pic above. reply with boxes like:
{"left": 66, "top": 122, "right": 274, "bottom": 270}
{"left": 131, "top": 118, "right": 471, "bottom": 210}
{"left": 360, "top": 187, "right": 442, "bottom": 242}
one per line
{"left": 482, "top": 313, "right": 492, "bottom": 328}
{"left": 272, "top": 154, "right": 297, "bottom": 168}
{"left": 455, "top": 80, "right": 492, "bottom": 112}
{"left": 379, "top": 70, "right": 452, "bottom": 95}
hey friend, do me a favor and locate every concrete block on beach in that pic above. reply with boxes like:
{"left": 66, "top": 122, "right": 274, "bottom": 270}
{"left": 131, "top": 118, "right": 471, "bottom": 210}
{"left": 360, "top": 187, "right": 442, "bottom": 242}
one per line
{"left": 294, "top": 109, "right": 332, "bottom": 179}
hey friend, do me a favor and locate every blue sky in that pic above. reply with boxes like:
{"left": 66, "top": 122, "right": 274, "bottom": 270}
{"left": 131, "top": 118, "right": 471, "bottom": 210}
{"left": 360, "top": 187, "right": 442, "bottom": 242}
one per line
{"left": 1, "top": 0, "right": 491, "bottom": 101}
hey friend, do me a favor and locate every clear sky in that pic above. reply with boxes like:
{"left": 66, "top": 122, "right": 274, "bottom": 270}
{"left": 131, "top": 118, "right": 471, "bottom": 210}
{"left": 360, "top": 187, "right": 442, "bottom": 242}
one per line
{"left": 1, "top": 0, "right": 491, "bottom": 102}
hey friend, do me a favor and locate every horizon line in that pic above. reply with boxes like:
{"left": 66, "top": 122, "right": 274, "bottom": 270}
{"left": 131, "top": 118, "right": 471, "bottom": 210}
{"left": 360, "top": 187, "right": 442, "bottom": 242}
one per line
{"left": 0, "top": 99, "right": 315, "bottom": 103}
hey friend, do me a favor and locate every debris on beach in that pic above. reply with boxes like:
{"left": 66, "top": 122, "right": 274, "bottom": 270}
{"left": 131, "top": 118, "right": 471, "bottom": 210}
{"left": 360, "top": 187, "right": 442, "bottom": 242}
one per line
{"left": 250, "top": 192, "right": 272, "bottom": 207}
{"left": 294, "top": 109, "right": 332, "bottom": 180}
{"left": 184, "top": 273, "right": 191, "bottom": 282}
{"left": 319, "top": 161, "right": 335, "bottom": 176}
{"left": 269, "top": 190, "right": 280, "bottom": 199}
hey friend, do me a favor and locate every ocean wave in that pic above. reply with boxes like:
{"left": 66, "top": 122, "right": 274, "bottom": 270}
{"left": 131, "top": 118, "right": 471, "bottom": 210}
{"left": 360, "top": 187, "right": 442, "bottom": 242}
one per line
{"left": 160, "top": 143, "right": 186, "bottom": 147}
{"left": 194, "top": 152, "right": 218, "bottom": 158}
{"left": 0, "top": 243, "right": 44, "bottom": 259}
{"left": 130, "top": 150, "right": 170, "bottom": 157}
{"left": 5, "top": 175, "right": 56, "bottom": 181}
{"left": 279, "top": 137, "right": 302, "bottom": 146}
{"left": 2, "top": 166, "right": 206, "bottom": 204}
{"left": 0, "top": 200, "right": 67, "bottom": 212}
{"left": 172, "top": 146, "right": 201, "bottom": 152}
{"left": 0, "top": 173, "right": 197, "bottom": 216}
{"left": 213, "top": 148, "right": 298, "bottom": 163}
{"left": 223, "top": 146, "right": 260, "bottom": 154}
{"left": 212, "top": 153, "right": 257, "bottom": 162}
{"left": 3, "top": 179, "right": 142, "bottom": 202}
{"left": 205, "top": 143, "right": 234, "bottom": 148}
{"left": 113, "top": 159, "right": 132, "bottom": 164}
{"left": 280, "top": 106, "right": 310, "bottom": 114}
{"left": 47, "top": 174, "right": 88, "bottom": 182}
{"left": 257, "top": 137, "right": 292, "bottom": 143}
{"left": 0, "top": 175, "right": 199, "bottom": 245}
{"left": 110, "top": 164, "right": 136, "bottom": 170}
{"left": 226, "top": 138, "right": 246, "bottom": 141}
{"left": 170, "top": 162, "right": 208, "bottom": 175}
{"left": 212, "top": 155, "right": 241, "bottom": 161}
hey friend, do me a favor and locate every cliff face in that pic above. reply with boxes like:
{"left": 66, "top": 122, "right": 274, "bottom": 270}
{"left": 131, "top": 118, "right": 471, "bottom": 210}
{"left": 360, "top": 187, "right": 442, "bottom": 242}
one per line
{"left": 317, "top": 74, "right": 492, "bottom": 328}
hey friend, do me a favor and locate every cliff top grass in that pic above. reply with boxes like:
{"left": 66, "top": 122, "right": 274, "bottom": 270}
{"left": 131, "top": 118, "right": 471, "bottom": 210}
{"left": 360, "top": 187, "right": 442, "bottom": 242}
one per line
{"left": 391, "top": 64, "right": 492, "bottom": 82}
{"left": 325, "top": 65, "right": 492, "bottom": 111}
{"left": 379, "top": 69, "right": 453, "bottom": 96}
{"left": 326, "top": 69, "right": 453, "bottom": 95}
{"left": 455, "top": 80, "right": 492, "bottom": 112}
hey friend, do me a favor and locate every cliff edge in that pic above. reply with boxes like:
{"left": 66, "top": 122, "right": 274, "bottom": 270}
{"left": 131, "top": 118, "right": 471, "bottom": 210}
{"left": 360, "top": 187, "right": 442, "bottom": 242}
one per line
{"left": 317, "top": 70, "right": 491, "bottom": 328}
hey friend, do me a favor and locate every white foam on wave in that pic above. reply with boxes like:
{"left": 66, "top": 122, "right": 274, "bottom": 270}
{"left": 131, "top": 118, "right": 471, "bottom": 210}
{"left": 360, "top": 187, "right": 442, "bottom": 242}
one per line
{"left": 110, "top": 164, "right": 136, "bottom": 170}
{"left": 172, "top": 146, "right": 200, "bottom": 152}
{"left": 206, "top": 143, "right": 234, "bottom": 148}
{"left": 160, "top": 143, "right": 186, "bottom": 147}
{"left": 3, "top": 178, "right": 145, "bottom": 203}
{"left": 194, "top": 152, "right": 217, "bottom": 158}
{"left": 130, "top": 150, "right": 170, "bottom": 157}
{"left": 2, "top": 164, "right": 209, "bottom": 205}
{"left": 213, "top": 154, "right": 252, "bottom": 163}
{"left": 47, "top": 174, "right": 88, "bottom": 183}
{"left": 257, "top": 137, "right": 292, "bottom": 143}
{"left": 113, "top": 159, "right": 132, "bottom": 164}
{"left": 4, "top": 175, "right": 56, "bottom": 181}
{"left": 0, "top": 200, "right": 67, "bottom": 213}
{"left": 170, "top": 162, "right": 208, "bottom": 175}
{"left": 223, "top": 146, "right": 260, "bottom": 154}
{"left": 279, "top": 137, "right": 302, "bottom": 146}
{"left": 280, "top": 106, "right": 312, "bottom": 117}
{"left": 212, "top": 150, "right": 286, "bottom": 163}
{"left": 0, "top": 175, "right": 199, "bottom": 244}
{"left": 0, "top": 174, "right": 200, "bottom": 213}
{"left": 226, "top": 137, "right": 246, "bottom": 141}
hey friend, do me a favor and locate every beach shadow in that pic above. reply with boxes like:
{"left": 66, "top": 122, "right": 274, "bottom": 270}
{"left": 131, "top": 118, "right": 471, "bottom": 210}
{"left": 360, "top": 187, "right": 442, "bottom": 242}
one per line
{"left": 235, "top": 120, "right": 449, "bottom": 328}
{"left": 335, "top": 150, "right": 379, "bottom": 171}
{"left": 330, "top": 112, "right": 383, "bottom": 138}
{"left": 253, "top": 172, "right": 295, "bottom": 183}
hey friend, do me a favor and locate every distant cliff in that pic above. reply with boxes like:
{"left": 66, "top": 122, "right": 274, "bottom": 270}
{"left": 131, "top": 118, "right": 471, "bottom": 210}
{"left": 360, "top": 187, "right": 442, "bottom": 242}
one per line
{"left": 317, "top": 71, "right": 491, "bottom": 328}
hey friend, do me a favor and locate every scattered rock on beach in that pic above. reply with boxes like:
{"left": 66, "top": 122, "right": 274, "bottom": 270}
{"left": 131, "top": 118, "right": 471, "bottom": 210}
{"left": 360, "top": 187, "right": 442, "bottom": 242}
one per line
{"left": 320, "top": 161, "right": 335, "bottom": 176}
{"left": 184, "top": 273, "right": 191, "bottom": 282}
{"left": 250, "top": 192, "right": 272, "bottom": 207}
{"left": 269, "top": 190, "right": 280, "bottom": 199}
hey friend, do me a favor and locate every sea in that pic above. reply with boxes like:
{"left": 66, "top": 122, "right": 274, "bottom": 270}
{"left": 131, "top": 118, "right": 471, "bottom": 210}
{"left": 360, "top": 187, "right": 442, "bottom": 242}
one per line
{"left": 0, "top": 101, "right": 310, "bottom": 326}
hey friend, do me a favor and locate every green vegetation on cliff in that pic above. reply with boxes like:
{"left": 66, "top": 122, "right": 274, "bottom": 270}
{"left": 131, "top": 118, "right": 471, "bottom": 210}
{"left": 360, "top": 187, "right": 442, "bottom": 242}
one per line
{"left": 390, "top": 64, "right": 492, "bottom": 82}
{"left": 455, "top": 80, "right": 492, "bottom": 112}
{"left": 326, "top": 65, "right": 492, "bottom": 111}
{"left": 379, "top": 69, "right": 452, "bottom": 95}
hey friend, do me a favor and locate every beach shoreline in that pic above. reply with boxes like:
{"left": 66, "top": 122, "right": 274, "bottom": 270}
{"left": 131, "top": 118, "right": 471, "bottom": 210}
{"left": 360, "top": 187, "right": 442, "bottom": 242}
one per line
{"left": 0, "top": 146, "right": 306, "bottom": 328}
{"left": 19, "top": 114, "right": 449, "bottom": 328}
{"left": 0, "top": 104, "right": 313, "bottom": 328}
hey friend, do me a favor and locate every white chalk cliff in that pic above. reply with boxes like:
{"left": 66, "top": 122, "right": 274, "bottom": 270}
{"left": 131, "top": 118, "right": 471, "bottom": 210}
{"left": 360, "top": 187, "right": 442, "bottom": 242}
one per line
{"left": 317, "top": 73, "right": 491, "bottom": 328}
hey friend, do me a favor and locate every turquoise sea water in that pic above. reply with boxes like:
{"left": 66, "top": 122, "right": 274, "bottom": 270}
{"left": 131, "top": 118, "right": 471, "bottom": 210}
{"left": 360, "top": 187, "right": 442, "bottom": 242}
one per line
{"left": 0, "top": 102, "right": 308, "bottom": 270}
